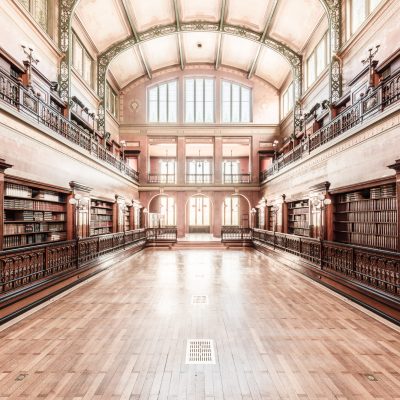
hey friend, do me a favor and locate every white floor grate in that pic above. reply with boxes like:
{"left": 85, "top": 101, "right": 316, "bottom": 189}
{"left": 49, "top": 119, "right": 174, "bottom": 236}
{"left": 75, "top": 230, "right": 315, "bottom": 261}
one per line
{"left": 186, "top": 339, "right": 216, "bottom": 364}
{"left": 191, "top": 295, "right": 208, "bottom": 304}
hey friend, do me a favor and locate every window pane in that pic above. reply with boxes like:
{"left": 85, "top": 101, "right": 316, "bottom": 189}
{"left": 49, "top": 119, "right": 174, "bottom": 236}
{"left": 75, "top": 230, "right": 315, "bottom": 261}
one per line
{"left": 370, "top": 0, "right": 381, "bottom": 11}
{"left": 83, "top": 52, "right": 92, "bottom": 86}
{"left": 231, "top": 84, "right": 240, "bottom": 123}
{"left": 316, "top": 37, "right": 326, "bottom": 76}
{"left": 185, "top": 79, "right": 195, "bottom": 122}
{"left": 241, "top": 87, "right": 250, "bottom": 122}
{"left": 287, "top": 83, "right": 293, "bottom": 112}
{"left": 222, "top": 81, "right": 231, "bottom": 123}
{"left": 158, "top": 84, "right": 167, "bottom": 122}
{"left": 307, "top": 53, "right": 316, "bottom": 87}
{"left": 167, "top": 81, "right": 177, "bottom": 123}
{"left": 351, "top": 0, "right": 367, "bottom": 33}
{"left": 195, "top": 79, "right": 204, "bottom": 122}
{"left": 73, "top": 37, "right": 83, "bottom": 75}
{"left": 148, "top": 87, "right": 158, "bottom": 122}
{"left": 33, "top": 0, "right": 48, "bottom": 31}
{"left": 204, "top": 79, "right": 214, "bottom": 123}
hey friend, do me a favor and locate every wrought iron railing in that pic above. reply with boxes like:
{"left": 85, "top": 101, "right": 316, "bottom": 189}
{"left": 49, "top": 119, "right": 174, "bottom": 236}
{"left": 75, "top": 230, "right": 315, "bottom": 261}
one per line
{"left": 147, "top": 174, "right": 176, "bottom": 184}
{"left": 260, "top": 69, "right": 400, "bottom": 183}
{"left": 221, "top": 227, "right": 252, "bottom": 242}
{"left": 223, "top": 174, "right": 251, "bottom": 184}
{"left": 186, "top": 174, "right": 213, "bottom": 184}
{"left": 0, "top": 229, "right": 146, "bottom": 294}
{"left": 0, "top": 68, "right": 139, "bottom": 182}
{"left": 146, "top": 227, "right": 178, "bottom": 242}
{"left": 252, "top": 229, "right": 400, "bottom": 296}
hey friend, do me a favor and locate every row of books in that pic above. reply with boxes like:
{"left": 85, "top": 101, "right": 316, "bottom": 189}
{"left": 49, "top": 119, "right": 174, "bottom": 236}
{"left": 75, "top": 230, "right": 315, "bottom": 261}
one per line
{"left": 91, "top": 201, "right": 113, "bottom": 209}
{"left": 90, "top": 227, "right": 112, "bottom": 236}
{"left": 5, "top": 183, "right": 64, "bottom": 202}
{"left": 289, "top": 221, "right": 309, "bottom": 229}
{"left": 91, "top": 221, "right": 113, "bottom": 228}
{"left": 91, "top": 209, "right": 113, "bottom": 215}
{"left": 335, "top": 198, "right": 396, "bottom": 211}
{"left": 3, "top": 232, "right": 67, "bottom": 249}
{"left": 291, "top": 228, "right": 310, "bottom": 236}
{"left": 4, "top": 199, "right": 65, "bottom": 212}
{"left": 4, "top": 211, "right": 66, "bottom": 222}
{"left": 4, "top": 223, "right": 65, "bottom": 235}
{"left": 289, "top": 208, "right": 309, "bottom": 215}
{"left": 91, "top": 214, "right": 112, "bottom": 222}
{"left": 289, "top": 214, "right": 308, "bottom": 220}
{"left": 334, "top": 222, "right": 397, "bottom": 236}
{"left": 336, "top": 233, "right": 397, "bottom": 251}
{"left": 289, "top": 201, "right": 309, "bottom": 209}
{"left": 334, "top": 211, "right": 397, "bottom": 223}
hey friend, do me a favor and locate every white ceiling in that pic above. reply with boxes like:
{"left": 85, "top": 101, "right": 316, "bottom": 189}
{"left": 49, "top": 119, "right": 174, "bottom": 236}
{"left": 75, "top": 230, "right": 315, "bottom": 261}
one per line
{"left": 75, "top": 0, "right": 327, "bottom": 89}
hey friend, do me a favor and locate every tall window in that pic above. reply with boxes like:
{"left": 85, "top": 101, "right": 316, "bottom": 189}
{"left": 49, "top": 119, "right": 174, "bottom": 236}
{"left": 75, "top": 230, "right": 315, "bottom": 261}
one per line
{"left": 187, "top": 160, "right": 212, "bottom": 183}
{"left": 282, "top": 82, "right": 294, "bottom": 118}
{"left": 19, "top": 0, "right": 48, "bottom": 31}
{"left": 189, "top": 197, "right": 210, "bottom": 226}
{"left": 72, "top": 33, "right": 94, "bottom": 88}
{"left": 148, "top": 80, "right": 177, "bottom": 123}
{"left": 160, "top": 196, "right": 176, "bottom": 226}
{"left": 185, "top": 78, "right": 214, "bottom": 123}
{"left": 159, "top": 160, "right": 176, "bottom": 183}
{"left": 223, "top": 197, "right": 239, "bottom": 226}
{"left": 348, "top": 0, "right": 381, "bottom": 36}
{"left": 222, "top": 81, "right": 251, "bottom": 123}
{"left": 106, "top": 83, "right": 118, "bottom": 118}
{"left": 306, "top": 32, "right": 329, "bottom": 88}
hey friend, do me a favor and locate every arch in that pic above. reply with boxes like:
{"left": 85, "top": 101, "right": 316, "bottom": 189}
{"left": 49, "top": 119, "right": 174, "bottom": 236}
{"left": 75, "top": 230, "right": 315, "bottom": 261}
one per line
{"left": 147, "top": 193, "right": 177, "bottom": 227}
{"left": 184, "top": 193, "right": 214, "bottom": 235}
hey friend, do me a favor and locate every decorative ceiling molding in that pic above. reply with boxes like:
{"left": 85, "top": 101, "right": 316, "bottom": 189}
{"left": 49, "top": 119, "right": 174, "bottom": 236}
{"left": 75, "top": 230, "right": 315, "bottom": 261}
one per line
{"left": 215, "top": 0, "right": 226, "bottom": 70}
{"left": 173, "top": 0, "right": 185, "bottom": 71}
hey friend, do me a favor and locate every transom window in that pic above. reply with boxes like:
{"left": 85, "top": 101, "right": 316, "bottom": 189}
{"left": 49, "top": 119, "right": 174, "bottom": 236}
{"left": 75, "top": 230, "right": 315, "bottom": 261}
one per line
{"left": 282, "top": 83, "right": 294, "bottom": 118}
{"left": 223, "top": 197, "right": 240, "bottom": 226}
{"left": 185, "top": 78, "right": 214, "bottom": 123}
{"left": 347, "top": 0, "right": 382, "bottom": 36}
{"left": 72, "top": 33, "right": 94, "bottom": 88}
{"left": 222, "top": 81, "right": 251, "bottom": 123}
{"left": 148, "top": 80, "right": 178, "bottom": 123}
{"left": 306, "top": 32, "right": 329, "bottom": 89}
{"left": 19, "top": 0, "right": 48, "bottom": 31}
{"left": 106, "top": 83, "right": 118, "bottom": 118}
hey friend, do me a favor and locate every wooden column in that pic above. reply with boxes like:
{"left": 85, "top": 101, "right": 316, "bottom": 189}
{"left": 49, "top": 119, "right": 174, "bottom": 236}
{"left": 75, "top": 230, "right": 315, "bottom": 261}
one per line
{"left": 388, "top": 159, "right": 400, "bottom": 251}
{"left": 282, "top": 194, "right": 288, "bottom": 234}
{"left": 69, "top": 182, "right": 92, "bottom": 239}
{"left": 129, "top": 206, "right": 134, "bottom": 231}
{"left": 325, "top": 192, "right": 334, "bottom": 242}
{"left": 265, "top": 205, "right": 270, "bottom": 231}
{"left": 0, "top": 159, "right": 13, "bottom": 251}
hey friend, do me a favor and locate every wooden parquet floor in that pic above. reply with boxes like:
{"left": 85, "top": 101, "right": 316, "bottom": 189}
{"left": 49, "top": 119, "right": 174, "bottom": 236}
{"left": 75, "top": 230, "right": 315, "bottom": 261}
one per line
{"left": 0, "top": 248, "right": 399, "bottom": 400}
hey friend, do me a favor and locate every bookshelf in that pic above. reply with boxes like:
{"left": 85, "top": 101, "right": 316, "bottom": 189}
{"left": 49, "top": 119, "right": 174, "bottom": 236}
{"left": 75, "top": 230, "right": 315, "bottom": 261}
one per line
{"left": 267, "top": 206, "right": 273, "bottom": 231}
{"left": 90, "top": 199, "right": 113, "bottom": 236}
{"left": 288, "top": 200, "right": 310, "bottom": 236}
{"left": 333, "top": 183, "right": 397, "bottom": 251}
{"left": 124, "top": 205, "right": 131, "bottom": 232}
{"left": 3, "top": 182, "right": 67, "bottom": 249}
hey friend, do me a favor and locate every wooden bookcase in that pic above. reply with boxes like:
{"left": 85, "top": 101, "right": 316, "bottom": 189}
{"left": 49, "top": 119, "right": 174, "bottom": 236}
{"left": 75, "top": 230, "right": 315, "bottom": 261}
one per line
{"left": 3, "top": 180, "right": 68, "bottom": 249}
{"left": 333, "top": 183, "right": 398, "bottom": 251}
{"left": 124, "top": 205, "right": 131, "bottom": 232}
{"left": 90, "top": 199, "right": 114, "bottom": 236}
{"left": 267, "top": 206, "right": 273, "bottom": 231}
{"left": 288, "top": 200, "right": 310, "bottom": 237}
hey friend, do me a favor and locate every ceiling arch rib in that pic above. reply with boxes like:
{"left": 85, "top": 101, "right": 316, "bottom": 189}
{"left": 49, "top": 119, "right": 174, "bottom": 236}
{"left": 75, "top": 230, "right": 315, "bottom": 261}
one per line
{"left": 96, "top": 22, "right": 302, "bottom": 133}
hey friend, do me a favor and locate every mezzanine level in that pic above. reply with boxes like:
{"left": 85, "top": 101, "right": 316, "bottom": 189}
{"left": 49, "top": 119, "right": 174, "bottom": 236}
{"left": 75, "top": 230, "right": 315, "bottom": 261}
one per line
{"left": 260, "top": 67, "right": 400, "bottom": 184}
{"left": 0, "top": 68, "right": 139, "bottom": 183}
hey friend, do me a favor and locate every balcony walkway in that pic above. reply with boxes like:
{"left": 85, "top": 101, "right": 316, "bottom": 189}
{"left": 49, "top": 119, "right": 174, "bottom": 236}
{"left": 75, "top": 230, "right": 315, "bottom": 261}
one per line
{"left": 0, "top": 248, "right": 399, "bottom": 399}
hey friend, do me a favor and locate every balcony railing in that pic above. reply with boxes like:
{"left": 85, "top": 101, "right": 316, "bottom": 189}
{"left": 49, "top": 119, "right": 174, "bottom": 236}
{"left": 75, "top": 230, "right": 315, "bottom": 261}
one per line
{"left": 223, "top": 174, "right": 251, "bottom": 184}
{"left": 260, "top": 68, "right": 400, "bottom": 183}
{"left": 221, "top": 227, "right": 252, "bottom": 242}
{"left": 186, "top": 174, "right": 213, "bottom": 184}
{"left": 0, "top": 68, "right": 139, "bottom": 183}
{"left": 146, "top": 227, "right": 178, "bottom": 243}
{"left": 252, "top": 229, "right": 400, "bottom": 297}
{"left": 147, "top": 173, "right": 176, "bottom": 184}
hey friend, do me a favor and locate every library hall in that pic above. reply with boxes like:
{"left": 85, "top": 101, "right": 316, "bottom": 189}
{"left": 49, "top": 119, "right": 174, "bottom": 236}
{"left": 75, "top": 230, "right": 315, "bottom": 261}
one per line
{"left": 0, "top": 0, "right": 400, "bottom": 398}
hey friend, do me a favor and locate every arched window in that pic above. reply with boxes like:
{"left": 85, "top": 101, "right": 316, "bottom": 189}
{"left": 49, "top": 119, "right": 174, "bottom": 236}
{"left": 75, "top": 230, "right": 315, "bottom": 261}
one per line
{"left": 347, "top": 0, "right": 382, "bottom": 37}
{"left": 159, "top": 196, "right": 176, "bottom": 226}
{"left": 221, "top": 81, "right": 251, "bottom": 123}
{"left": 19, "top": 0, "right": 48, "bottom": 31}
{"left": 148, "top": 80, "right": 178, "bottom": 123}
{"left": 222, "top": 197, "right": 239, "bottom": 226}
{"left": 185, "top": 78, "right": 215, "bottom": 123}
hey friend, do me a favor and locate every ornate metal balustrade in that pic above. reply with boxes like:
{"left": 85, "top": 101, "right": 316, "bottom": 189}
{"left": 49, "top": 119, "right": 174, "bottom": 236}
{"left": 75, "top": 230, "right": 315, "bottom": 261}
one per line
{"left": 185, "top": 174, "right": 213, "bottom": 184}
{"left": 260, "top": 68, "right": 400, "bottom": 183}
{"left": 223, "top": 174, "right": 252, "bottom": 184}
{"left": 147, "top": 174, "right": 176, "bottom": 184}
{"left": 221, "top": 227, "right": 252, "bottom": 242}
{"left": 0, "top": 68, "right": 139, "bottom": 183}
{"left": 252, "top": 229, "right": 400, "bottom": 296}
{"left": 0, "top": 229, "right": 146, "bottom": 294}
{"left": 146, "top": 228, "right": 178, "bottom": 243}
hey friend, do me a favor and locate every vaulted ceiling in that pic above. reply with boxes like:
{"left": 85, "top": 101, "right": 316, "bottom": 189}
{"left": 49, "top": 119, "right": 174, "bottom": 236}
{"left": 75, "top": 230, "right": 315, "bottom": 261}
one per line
{"left": 75, "top": 0, "right": 327, "bottom": 89}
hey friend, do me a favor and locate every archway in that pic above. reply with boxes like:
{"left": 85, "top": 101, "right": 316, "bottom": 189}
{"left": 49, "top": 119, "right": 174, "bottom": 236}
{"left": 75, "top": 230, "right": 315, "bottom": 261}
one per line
{"left": 147, "top": 194, "right": 176, "bottom": 228}
{"left": 185, "top": 194, "right": 213, "bottom": 235}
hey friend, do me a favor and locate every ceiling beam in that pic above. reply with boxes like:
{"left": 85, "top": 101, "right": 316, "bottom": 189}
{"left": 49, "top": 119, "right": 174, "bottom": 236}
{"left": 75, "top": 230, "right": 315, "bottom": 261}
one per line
{"left": 215, "top": 0, "right": 226, "bottom": 70}
{"left": 120, "top": 0, "right": 152, "bottom": 80}
{"left": 248, "top": 0, "right": 279, "bottom": 79}
{"left": 173, "top": 0, "right": 185, "bottom": 70}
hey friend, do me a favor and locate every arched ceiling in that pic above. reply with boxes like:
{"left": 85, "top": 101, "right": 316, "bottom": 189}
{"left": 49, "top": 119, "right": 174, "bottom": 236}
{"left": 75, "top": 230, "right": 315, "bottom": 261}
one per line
{"left": 74, "top": 0, "right": 327, "bottom": 89}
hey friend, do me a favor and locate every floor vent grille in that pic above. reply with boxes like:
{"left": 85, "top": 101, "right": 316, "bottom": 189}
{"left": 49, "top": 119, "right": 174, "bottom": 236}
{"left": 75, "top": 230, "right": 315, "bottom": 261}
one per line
{"left": 186, "top": 339, "right": 215, "bottom": 364}
{"left": 192, "top": 295, "right": 208, "bottom": 304}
